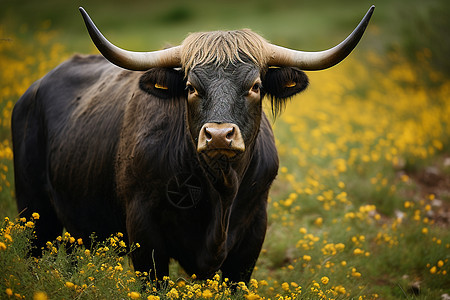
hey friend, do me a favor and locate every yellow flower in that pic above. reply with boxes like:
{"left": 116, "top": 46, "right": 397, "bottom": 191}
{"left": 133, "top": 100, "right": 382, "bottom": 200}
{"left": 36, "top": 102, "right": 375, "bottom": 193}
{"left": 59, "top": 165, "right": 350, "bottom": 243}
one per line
{"left": 0, "top": 242, "right": 6, "bottom": 251}
{"left": 128, "top": 292, "right": 140, "bottom": 299}
{"left": 430, "top": 266, "right": 437, "bottom": 274}
{"left": 202, "top": 289, "right": 213, "bottom": 299}
{"left": 259, "top": 280, "right": 268, "bottom": 286}
{"left": 351, "top": 268, "right": 362, "bottom": 278}
{"left": 321, "top": 276, "right": 329, "bottom": 285}
{"left": 335, "top": 285, "right": 346, "bottom": 294}
{"left": 5, "top": 288, "right": 13, "bottom": 296}
{"left": 314, "top": 217, "right": 323, "bottom": 226}
{"left": 281, "top": 282, "right": 290, "bottom": 291}
{"left": 33, "top": 291, "right": 48, "bottom": 300}
{"left": 353, "top": 248, "right": 364, "bottom": 255}
{"left": 335, "top": 243, "right": 345, "bottom": 251}
{"left": 249, "top": 278, "right": 258, "bottom": 289}
{"left": 437, "top": 260, "right": 444, "bottom": 268}
{"left": 245, "top": 292, "right": 261, "bottom": 300}
{"left": 147, "top": 296, "right": 160, "bottom": 300}
{"left": 65, "top": 281, "right": 74, "bottom": 288}
{"left": 166, "top": 288, "right": 179, "bottom": 299}
{"left": 4, "top": 234, "right": 12, "bottom": 242}
{"left": 334, "top": 158, "right": 347, "bottom": 173}
{"left": 303, "top": 255, "right": 311, "bottom": 261}
{"left": 115, "top": 264, "right": 123, "bottom": 272}
{"left": 32, "top": 212, "right": 40, "bottom": 220}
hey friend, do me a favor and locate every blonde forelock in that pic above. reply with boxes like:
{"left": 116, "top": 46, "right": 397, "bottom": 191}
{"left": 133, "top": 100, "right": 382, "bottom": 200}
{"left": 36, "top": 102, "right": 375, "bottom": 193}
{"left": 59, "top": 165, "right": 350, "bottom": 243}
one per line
{"left": 180, "top": 29, "right": 270, "bottom": 75}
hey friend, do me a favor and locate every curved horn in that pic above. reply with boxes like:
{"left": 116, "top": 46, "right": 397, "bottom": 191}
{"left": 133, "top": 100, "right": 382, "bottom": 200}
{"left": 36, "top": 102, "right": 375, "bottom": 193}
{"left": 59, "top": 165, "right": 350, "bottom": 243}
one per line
{"left": 268, "top": 5, "right": 375, "bottom": 70}
{"left": 79, "top": 7, "right": 181, "bottom": 71}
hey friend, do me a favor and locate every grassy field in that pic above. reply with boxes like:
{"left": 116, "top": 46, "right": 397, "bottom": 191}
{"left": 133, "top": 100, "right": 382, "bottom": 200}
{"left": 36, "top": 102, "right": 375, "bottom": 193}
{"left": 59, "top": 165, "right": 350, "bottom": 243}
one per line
{"left": 1, "top": 0, "right": 450, "bottom": 299}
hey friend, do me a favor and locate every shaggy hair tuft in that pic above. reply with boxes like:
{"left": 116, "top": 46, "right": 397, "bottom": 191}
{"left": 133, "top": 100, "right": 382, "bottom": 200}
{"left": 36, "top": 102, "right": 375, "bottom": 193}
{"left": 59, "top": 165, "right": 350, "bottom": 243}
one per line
{"left": 180, "top": 29, "right": 270, "bottom": 75}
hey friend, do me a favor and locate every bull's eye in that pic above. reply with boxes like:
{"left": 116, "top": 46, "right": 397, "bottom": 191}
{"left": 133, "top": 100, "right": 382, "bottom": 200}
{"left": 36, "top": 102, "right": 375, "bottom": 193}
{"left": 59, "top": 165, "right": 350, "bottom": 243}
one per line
{"left": 251, "top": 82, "right": 261, "bottom": 93}
{"left": 186, "top": 82, "right": 197, "bottom": 95}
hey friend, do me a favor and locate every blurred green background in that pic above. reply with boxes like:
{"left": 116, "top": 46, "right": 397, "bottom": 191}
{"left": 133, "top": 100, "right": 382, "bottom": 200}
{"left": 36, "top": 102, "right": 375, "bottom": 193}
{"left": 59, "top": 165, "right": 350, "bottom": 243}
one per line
{"left": 1, "top": 0, "right": 449, "bottom": 76}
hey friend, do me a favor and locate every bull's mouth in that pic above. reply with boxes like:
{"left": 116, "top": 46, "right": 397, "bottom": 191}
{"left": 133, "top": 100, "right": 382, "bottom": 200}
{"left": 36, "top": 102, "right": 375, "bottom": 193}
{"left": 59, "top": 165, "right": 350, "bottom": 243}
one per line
{"left": 200, "top": 148, "right": 244, "bottom": 160}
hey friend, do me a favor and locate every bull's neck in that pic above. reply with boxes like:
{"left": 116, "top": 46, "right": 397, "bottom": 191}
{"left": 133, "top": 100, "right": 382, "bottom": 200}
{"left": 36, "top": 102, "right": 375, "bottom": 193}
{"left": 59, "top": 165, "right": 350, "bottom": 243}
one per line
{"left": 192, "top": 149, "right": 245, "bottom": 274}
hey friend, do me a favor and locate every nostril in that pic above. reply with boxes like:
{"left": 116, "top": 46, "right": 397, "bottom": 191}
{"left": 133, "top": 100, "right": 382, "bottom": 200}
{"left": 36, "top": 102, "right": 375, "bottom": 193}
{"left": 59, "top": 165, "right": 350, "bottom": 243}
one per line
{"left": 204, "top": 128, "right": 212, "bottom": 141}
{"left": 226, "top": 127, "right": 235, "bottom": 140}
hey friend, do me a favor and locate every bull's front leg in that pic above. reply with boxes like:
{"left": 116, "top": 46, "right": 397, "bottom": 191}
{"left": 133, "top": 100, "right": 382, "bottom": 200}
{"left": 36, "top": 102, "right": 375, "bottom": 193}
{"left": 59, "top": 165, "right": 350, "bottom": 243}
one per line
{"left": 126, "top": 197, "right": 169, "bottom": 281}
{"left": 220, "top": 201, "right": 268, "bottom": 283}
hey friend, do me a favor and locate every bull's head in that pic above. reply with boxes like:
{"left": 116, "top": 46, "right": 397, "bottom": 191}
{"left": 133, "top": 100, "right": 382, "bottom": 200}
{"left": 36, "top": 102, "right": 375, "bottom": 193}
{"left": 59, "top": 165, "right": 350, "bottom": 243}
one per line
{"left": 79, "top": 6, "right": 374, "bottom": 166}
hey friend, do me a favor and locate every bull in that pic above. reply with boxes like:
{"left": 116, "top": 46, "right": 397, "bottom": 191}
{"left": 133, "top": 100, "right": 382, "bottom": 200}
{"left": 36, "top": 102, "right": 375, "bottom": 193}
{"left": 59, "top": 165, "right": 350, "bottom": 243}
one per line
{"left": 12, "top": 6, "right": 374, "bottom": 282}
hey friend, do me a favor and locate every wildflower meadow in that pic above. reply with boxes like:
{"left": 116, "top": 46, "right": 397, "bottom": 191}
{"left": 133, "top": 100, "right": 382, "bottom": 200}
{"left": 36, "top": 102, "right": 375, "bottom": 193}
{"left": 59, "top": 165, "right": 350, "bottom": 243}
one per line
{"left": 1, "top": 1, "right": 450, "bottom": 299}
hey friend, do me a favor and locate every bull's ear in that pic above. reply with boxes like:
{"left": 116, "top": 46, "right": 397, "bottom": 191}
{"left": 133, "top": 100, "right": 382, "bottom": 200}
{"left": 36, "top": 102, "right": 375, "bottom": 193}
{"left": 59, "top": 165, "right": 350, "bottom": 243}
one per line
{"left": 139, "top": 68, "right": 185, "bottom": 99}
{"left": 262, "top": 67, "right": 309, "bottom": 116}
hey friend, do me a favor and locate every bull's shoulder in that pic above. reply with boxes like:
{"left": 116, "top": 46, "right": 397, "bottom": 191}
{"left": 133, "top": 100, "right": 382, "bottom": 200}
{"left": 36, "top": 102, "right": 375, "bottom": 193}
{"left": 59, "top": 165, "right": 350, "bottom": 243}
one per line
{"left": 50, "top": 54, "right": 113, "bottom": 76}
{"left": 44, "top": 54, "right": 109, "bottom": 77}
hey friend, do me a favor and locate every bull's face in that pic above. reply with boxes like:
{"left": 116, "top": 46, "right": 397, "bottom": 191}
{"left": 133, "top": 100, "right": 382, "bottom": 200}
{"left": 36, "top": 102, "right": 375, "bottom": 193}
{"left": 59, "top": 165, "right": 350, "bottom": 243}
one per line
{"left": 186, "top": 62, "right": 261, "bottom": 160}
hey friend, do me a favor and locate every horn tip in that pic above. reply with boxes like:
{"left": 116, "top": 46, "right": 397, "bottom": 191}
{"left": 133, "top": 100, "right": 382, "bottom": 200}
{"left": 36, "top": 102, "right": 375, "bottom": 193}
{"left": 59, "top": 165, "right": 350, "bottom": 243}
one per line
{"left": 79, "top": 7, "right": 88, "bottom": 19}
{"left": 363, "top": 5, "right": 375, "bottom": 26}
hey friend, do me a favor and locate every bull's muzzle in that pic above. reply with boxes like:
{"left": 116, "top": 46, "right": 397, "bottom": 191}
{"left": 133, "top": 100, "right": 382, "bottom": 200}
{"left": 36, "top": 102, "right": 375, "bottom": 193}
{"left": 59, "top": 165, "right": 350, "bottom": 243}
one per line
{"left": 197, "top": 123, "right": 245, "bottom": 158}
